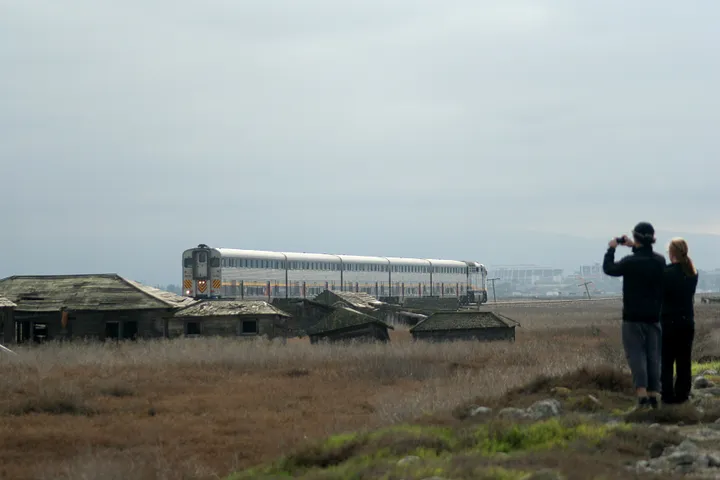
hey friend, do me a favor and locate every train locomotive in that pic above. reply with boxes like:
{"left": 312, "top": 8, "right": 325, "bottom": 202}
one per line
{"left": 182, "top": 244, "right": 488, "bottom": 304}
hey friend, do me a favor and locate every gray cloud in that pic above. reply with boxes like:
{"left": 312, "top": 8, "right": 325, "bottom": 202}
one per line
{"left": 2, "top": 0, "right": 719, "bottom": 284}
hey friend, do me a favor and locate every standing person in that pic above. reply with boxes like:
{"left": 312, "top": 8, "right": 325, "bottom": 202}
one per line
{"left": 603, "top": 222, "right": 666, "bottom": 409}
{"left": 660, "top": 238, "right": 699, "bottom": 405}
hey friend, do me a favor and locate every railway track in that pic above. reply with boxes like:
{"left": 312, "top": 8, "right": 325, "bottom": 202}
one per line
{"left": 464, "top": 297, "right": 620, "bottom": 308}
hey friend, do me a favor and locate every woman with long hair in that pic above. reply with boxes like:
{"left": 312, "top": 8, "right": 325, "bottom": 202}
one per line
{"left": 660, "top": 237, "right": 699, "bottom": 405}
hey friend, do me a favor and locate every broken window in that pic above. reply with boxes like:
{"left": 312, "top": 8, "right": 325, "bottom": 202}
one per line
{"left": 186, "top": 322, "right": 201, "bottom": 335}
{"left": 123, "top": 321, "right": 138, "bottom": 340}
{"left": 240, "top": 320, "right": 258, "bottom": 335}
{"left": 33, "top": 323, "right": 48, "bottom": 343}
{"left": 15, "top": 321, "right": 30, "bottom": 343}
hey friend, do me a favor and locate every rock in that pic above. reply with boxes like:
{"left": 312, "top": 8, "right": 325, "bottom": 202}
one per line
{"left": 686, "top": 428, "right": 720, "bottom": 442}
{"left": 702, "top": 387, "right": 720, "bottom": 396}
{"left": 397, "top": 455, "right": 420, "bottom": 466}
{"left": 527, "top": 399, "right": 562, "bottom": 420}
{"left": 702, "top": 370, "right": 719, "bottom": 376}
{"left": 707, "top": 453, "right": 720, "bottom": 467}
{"left": 677, "top": 440, "right": 700, "bottom": 453}
{"left": 695, "top": 454, "right": 710, "bottom": 469}
{"left": 694, "top": 376, "right": 712, "bottom": 389}
{"left": 649, "top": 423, "right": 661, "bottom": 429}
{"left": 550, "top": 387, "right": 571, "bottom": 398}
{"left": 667, "top": 451, "right": 698, "bottom": 466}
{"left": 498, "top": 407, "right": 531, "bottom": 420}
{"left": 646, "top": 456, "right": 670, "bottom": 471}
{"left": 470, "top": 406, "right": 492, "bottom": 417}
{"left": 649, "top": 441, "right": 665, "bottom": 459}
{"left": 523, "top": 469, "right": 565, "bottom": 480}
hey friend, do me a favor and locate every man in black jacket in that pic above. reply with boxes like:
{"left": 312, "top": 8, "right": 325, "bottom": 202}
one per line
{"left": 603, "top": 221, "right": 666, "bottom": 409}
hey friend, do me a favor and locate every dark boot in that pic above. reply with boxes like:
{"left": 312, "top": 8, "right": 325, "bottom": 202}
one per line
{"left": 648, "top": 396, "right": 659, "bottom": 409}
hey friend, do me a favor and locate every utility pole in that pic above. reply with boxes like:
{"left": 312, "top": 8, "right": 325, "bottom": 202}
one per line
{"left": 578, "top": 281, "right": 593, "bottom": 299}
{"left": 489, "top": 277, "right": 500, "bottom": 303}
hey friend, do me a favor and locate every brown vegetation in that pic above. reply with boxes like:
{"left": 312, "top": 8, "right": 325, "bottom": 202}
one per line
{"left": 1, "top": 299, "right": 719, "bottom": 480}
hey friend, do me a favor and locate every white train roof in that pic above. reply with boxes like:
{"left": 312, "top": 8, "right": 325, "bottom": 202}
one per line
{"left": 216, "top": 248, "right": 286, "bottom": 260}
{"left": 336, "top": 254, "right": 389, "bottom": 265}
{"left": 425, "top": 258, "right": 469, "bottom": 268}
{"left": 208, "top": 246, "right": 479, "bottom": 267}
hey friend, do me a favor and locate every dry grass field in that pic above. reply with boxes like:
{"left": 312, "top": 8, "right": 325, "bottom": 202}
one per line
{"left": 2, "top": 298, "right": 720, "bottom": 479}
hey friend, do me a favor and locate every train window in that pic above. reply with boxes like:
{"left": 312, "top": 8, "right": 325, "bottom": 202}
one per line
{"left": 183, "top": 258, "right": 192, "bottom": 268}
{"left": 198, "top": 252, "right": 206, "bottom": 263}
{"left": 210, "top": 258, "right": 220, "bottom": 268}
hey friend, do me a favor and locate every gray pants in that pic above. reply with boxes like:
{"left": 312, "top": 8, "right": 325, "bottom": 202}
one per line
{"left": 622, "top": 321, "right": 662, "bottom": 392}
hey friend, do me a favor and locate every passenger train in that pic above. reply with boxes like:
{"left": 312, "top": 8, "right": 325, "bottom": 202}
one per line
{"left": 182, "top": 244, "right": 488, "bottom": 304}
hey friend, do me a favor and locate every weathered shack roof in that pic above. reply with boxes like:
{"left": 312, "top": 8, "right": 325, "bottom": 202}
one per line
{"left": 0, "top": 274, "right": 196, "bottom": 312}
{"left": 0, "top": 296, "right": 16, "bottom": 308}
{"left": 174, "top": 299, "right": 291, "bottom": 318}
{"left": 313, "top": 290, "right": 385, "bottom": 310}
{"left": 410, "top": 311, "right": 518, "bottom": 332}
{"left": 306, "top": 306, "right": 394, "bottom": 335}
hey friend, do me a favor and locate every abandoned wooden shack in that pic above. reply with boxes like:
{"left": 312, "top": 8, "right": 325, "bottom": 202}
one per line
{"left": 271, "top": 298, "right": 334, "bottom": 336}
{"left": 0, "top": 274, "right": 196, "bottom": 343}
{"left": 170, "top": 299, "right": 291, "bottom": 339}
{"left": 1, "top": 296, "right": 17, "bottom": 345}
{"left": 409, "top": 311, "right": 518, "bottom": 342}
{"left": 306, "top": 306, "right": 394, "bottom": 344}
{"left": 312, "top": 290, "right": 398, "bottom": 325}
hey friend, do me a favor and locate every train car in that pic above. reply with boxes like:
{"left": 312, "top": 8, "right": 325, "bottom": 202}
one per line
{"left": 182, "top": 244, "right": 488, "bottom": 304}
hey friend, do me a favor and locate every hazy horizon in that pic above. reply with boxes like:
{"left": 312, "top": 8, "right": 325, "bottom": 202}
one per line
{"left": 2, "top": 1, "right": 719, "bottom": 286}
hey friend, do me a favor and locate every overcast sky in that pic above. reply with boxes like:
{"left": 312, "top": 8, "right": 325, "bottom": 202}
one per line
{"left": 1, "top": 1, "right": 719, "bottom": 285}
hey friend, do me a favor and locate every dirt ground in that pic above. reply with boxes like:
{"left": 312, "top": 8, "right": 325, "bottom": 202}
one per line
{"left": 1, "top": 299, "right": 719, "bottom": 480}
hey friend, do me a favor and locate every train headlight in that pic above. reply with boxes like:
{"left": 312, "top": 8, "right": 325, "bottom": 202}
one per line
{"left": 185, "top": 290, "right": 191, "bottom": 295}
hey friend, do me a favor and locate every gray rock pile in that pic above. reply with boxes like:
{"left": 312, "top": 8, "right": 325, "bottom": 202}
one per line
{"left": 468, "top": 399, "right": 563, "bottom": 421}
{"left": 634, "top": 439, "right": 720, "bottom": 476}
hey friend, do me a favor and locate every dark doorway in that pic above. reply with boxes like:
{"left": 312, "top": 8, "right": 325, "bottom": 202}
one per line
{"left": 105, "top": 322, "right": 120, "bottom": 341}
{"left": 123, "top": 321, "right": 138, "bottom": 340}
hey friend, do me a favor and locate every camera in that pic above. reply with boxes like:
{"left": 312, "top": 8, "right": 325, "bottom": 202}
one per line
{"left": 615, "top": 236, "right": 627, "bottom": 245}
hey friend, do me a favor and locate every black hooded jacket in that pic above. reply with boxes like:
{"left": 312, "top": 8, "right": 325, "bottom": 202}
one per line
{"left": 603, "top": 244, "right": 666, "bottom": 322}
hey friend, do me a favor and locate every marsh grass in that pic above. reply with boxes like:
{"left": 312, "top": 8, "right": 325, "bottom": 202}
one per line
{"left": 1, "top": 300, "right": 717, "bottom": 480}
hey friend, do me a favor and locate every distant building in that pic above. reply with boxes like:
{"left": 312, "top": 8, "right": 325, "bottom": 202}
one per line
{"left": 577, "top": 263, "right": 603, "bottom": 279}
{"left": 487, "top": 265, "right": 564, "bottom": 286}
{"left": 410, "top": 311, "right": 518, "bottom": 342}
